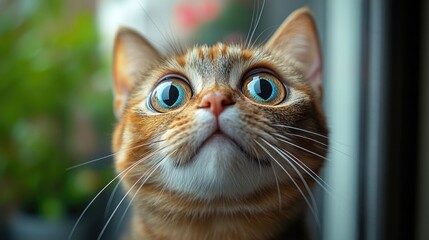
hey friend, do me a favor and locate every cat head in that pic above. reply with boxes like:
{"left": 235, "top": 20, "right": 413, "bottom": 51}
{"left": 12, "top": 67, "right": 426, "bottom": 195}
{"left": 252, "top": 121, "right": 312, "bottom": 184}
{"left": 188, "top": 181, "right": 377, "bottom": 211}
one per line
{"left": 112, "top": 7, "right": 327, "bottom": 208}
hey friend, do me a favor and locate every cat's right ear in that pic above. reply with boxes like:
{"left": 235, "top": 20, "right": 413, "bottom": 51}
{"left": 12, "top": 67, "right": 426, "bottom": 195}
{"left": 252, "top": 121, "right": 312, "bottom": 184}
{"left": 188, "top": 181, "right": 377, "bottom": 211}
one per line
{"left": 113, "top": 27, "right": 161, "bottom": 118}
{"left": 264, "top": 8, "right": 323, "bottom": 100}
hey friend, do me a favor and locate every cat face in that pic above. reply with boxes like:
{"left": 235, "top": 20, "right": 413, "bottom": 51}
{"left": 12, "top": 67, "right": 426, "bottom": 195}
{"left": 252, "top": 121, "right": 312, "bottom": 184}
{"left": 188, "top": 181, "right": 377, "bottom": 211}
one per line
{"left": 112, "top": 8, "right": 327, "bottom": 210}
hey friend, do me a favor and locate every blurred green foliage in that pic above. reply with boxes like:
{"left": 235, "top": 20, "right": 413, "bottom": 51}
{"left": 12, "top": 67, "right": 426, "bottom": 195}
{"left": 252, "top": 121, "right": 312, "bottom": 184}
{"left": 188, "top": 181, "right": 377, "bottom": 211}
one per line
{"left": 0, "top": 0, "right": 114, "bottom": 220}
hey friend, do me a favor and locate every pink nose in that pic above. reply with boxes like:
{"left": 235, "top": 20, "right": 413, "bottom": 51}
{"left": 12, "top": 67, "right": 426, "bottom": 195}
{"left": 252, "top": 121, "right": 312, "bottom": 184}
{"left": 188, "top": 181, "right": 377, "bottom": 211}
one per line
{"left": 198, "top": 90, "right": 233, "bottom": 116}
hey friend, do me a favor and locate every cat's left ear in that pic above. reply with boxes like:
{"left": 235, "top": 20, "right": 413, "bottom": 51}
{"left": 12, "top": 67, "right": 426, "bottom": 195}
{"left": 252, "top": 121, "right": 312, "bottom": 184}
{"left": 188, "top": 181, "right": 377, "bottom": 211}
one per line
{"left": 265, "top": 8, "right": 323, "bottom": 99}
{"left": 113, "top": 27, "right": 161, "bottom": 118}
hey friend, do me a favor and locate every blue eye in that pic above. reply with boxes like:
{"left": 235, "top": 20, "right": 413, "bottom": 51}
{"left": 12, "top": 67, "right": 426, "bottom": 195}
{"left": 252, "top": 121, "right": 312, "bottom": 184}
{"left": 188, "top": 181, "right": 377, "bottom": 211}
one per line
{"left": 247, "top": 76, "right": 276, "bottom": 102}
{"left": 149, "top": 76, "right": 192, "bottom": 112}
{"left": 242, "top": 71, "right": 286, "bottom": 105}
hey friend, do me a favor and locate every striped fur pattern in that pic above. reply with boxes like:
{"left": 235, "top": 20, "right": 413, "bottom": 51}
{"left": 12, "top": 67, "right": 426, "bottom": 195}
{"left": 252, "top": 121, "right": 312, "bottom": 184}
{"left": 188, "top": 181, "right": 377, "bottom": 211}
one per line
{"left": 112, "top": 8, "right": 328, "bottom": 240}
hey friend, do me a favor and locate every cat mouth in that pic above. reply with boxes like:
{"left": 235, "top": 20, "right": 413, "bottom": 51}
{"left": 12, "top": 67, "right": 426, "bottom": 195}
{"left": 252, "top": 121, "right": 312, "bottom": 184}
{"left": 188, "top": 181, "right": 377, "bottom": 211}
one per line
{"left": 195, "top": 130, "right": 270, "bottom": 166}
{"left": 203, "top": 130, "right": 226, "bottom": 143}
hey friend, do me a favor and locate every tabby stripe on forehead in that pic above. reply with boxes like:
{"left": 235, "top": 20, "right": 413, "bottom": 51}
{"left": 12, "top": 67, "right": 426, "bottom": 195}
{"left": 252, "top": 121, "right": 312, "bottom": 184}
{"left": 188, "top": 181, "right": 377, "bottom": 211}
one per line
{"left": 241, "top": 49, "right": 253, "bottom": 61}
{"left": 198, "top": 48, "right": 204, "bottom": 59}
{"left": 221, "top": 43, "right": 228, "bottom": 56}
{"left": 209, "top": 46, "right": 218, "bottom": 62}
{"left": 176, "top": 55, "right": 186, "bottom": 68}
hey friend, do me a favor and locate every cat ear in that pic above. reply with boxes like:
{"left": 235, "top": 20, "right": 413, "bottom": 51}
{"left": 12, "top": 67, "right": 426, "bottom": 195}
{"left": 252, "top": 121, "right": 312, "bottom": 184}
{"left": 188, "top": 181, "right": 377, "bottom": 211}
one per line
{"left": 265, "top": 8, "right": 323, "bottom": 99}
{"left": 113, "top": 27, "right": 161, "bottom": 118}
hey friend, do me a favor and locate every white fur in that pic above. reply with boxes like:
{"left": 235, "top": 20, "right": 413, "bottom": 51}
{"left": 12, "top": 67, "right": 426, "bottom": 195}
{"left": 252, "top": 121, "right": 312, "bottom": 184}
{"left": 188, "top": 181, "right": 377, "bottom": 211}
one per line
{"left": 157, "top": 109, "right": 276, "bottom": 200}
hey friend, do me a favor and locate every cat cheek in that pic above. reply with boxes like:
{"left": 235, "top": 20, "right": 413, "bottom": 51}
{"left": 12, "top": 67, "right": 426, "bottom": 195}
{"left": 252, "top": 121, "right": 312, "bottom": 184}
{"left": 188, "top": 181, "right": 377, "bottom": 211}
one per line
{"left": 113, "top": 126, "right": 134, "bottom": 167}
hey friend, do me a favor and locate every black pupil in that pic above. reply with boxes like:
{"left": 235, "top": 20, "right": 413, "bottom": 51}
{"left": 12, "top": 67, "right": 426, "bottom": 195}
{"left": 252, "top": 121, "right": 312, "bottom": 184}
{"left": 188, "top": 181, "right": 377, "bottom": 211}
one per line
{"left": 253, "top": 77, "right": 273, "bottom": 100}
{"left": 161, "top": 83, "right": 179, "bottom": 106}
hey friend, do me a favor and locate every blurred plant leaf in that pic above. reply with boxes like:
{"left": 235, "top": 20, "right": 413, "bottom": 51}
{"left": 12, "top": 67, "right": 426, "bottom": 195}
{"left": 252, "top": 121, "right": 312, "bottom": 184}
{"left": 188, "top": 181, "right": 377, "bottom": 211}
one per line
{"left": 0, "top": 0, "right": 114, "bottom": 220}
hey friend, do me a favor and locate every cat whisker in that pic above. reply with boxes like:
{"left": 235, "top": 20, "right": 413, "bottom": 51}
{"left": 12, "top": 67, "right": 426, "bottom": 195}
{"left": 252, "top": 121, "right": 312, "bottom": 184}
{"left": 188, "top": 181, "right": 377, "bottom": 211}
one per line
{"left": 274, "top": 144, "right": 334, "bottom": 197}
{"left": 251, "top": 0, "right": 266, "bottom": 48}
{"left": 270, "top": 163, "right": 282, "bottom": 212}
{"left": 103, "top": 177, "right": 122, "bottom": 218}
{"left": 250, "top": 143, "right": 264, "bottom": 178}
{"left": 98, "top": 153, "right": 169, "bottom": 240}
{"left": 246, "top": 0, "right": 266, "bottom": 49}
{"left": 167, "top": 23, "right": 186, "bottom": 55}
{"left": 136, "top": 0, "right": 173, "bottom": 53}
{"left": 68, "top": 159, "right": 140, "bottom": 240}
{"left": 66, "top": 138, "right": 166, "bottom": 171}
{"left": 276, "top": 136, "right": 329, "bottom": 161}
{"left": 254, "top": 139, "right": 318, "bottom": 225}
{"left": 274, "top": 132, "right": 327, "bottom": 147}
{"left": 163, "top": 18, "right": 185, "bottom": 55}
{"left": 258, "top": 138, "right": 320, "bottom": 222}
{"left": 114, "top": 149, "right": 178, "bottom": 235}
{"left": 274, "top": 124, "right": 328, "bottom": 139}
{"left": 260, "top": 25, "right": 281, "bottom": 45}
{"left": 244, "top": 0, "right": 257, "bottom": 47}
{"left": 274, "top": 132, "right": 353, "bottom": 160}
{"left": 103, "top": 140, "right": 171, "bottom": 217}
{"left": 252, "top": 25, "right": 278, "bottom": 46}
{"left": 68, "top": 143, "right": 166, "bottom": 240}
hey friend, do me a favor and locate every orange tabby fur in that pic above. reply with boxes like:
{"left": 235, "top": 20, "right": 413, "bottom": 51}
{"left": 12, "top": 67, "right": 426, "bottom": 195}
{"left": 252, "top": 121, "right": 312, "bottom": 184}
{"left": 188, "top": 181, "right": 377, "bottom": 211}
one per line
{"left": 112, "top": 8, "right": 327, "bottom": 240}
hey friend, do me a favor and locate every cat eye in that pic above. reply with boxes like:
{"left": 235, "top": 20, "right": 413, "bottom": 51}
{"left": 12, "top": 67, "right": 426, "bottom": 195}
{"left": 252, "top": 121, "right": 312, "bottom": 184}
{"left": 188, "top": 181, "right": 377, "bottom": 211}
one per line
{"left": 149, "top": 75, "right": 192, "bottom": 112}
{"left": 241, "top": 70, "right": 287, "bottom": 105}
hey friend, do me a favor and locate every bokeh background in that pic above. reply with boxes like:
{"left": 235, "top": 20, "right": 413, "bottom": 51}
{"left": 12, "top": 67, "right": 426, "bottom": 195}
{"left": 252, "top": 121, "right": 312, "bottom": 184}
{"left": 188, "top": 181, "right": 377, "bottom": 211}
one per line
{"left": 0, "top": 0, "right": 428, "bottom": 240}
{"left": 0, "top": 0, "right": 116, "bottom": 239}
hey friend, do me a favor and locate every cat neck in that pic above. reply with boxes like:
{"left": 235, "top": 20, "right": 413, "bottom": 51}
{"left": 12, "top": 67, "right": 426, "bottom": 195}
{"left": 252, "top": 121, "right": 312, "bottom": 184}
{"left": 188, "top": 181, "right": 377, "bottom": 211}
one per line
{"left": 129, "top": 206, "right": 307, "bottom": 240}
{"left": 124, "top": 183, "right": 309, "bottom": 240}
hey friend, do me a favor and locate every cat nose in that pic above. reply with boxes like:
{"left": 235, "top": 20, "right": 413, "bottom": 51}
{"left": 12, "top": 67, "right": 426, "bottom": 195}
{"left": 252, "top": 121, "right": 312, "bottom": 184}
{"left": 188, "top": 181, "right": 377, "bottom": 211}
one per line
{"left": 198, "top": 90, "right": 234, "bottom": 116}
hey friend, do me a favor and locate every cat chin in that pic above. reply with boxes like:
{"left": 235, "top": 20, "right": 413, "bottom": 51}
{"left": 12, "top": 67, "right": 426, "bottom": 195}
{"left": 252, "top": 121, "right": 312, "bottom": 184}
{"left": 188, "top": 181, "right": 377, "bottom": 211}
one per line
{"left": 157, "top": 138, "right": 276, "bottom": 199}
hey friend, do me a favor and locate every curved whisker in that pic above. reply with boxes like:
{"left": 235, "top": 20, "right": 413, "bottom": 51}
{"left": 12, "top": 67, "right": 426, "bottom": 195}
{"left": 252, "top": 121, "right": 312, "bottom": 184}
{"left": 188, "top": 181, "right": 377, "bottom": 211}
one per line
{"left": 252, "top": 25, "right": 278, "bottom": 46}
{"left": 274, "top": 124, "right": 328, "bottom": 139}
{"left": 248, "top": 0, "right": 266, "bottom": 49}
{"left": 277, "top": 146, "right": 334, "bottom": 197}
{"left": 274, "top": 132, "right": 327, "bottom": 147}
{"left": 244, "top": 0, "right": 257, "bottom": 47}
{"left": 104, "top": 177, "right": 123, "bottom": 218}
{"left": 114, "top": 149, "right": 177, "bottom": 235}
{"left": 68, "top": 160, "right": 139, "bottom": 240}
{"left": 275, "top": 132, "right": 353, "bottom": 159}
{"left": 259, "top": 138, "right": 320, "bottom": 223}
{"left": 275, "top": 125, "right": 353, "bottom": 153}
{"left": 270, "top": 163, "right": 282, "bottom": 212}
{"left": 97, "top": 153, "right": 169, "bottom": 240}
{"left": 167, "top": 23, "right": 186, "bottom": 55}
{"left": 254, "top": 139, "right": 318, "bottom": 225}
{"left": 276, "top": 137, "right": 329, "bottom": 161}
{"left": 66, "top": 138, "right": 166, "bottom": 170}
{"left": 104, "top": 140, "right": 168, "bottom": 217}
{"left": 68, "top": 144, "right": 166, "bottom": 240}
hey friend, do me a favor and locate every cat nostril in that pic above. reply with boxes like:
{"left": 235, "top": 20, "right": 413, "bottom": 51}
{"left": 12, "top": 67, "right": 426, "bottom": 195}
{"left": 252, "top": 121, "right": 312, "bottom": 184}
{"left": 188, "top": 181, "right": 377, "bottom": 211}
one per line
{"left": 221, "top": 98, "right": 232, "bottom": 106}
{"left": 198, "top": 91, "right": 233, "bottom": 116}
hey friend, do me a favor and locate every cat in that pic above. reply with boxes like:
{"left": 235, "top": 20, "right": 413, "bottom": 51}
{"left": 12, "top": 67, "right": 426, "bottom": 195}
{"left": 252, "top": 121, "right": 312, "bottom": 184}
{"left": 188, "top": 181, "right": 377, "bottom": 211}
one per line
{"left": 111, "top": 7, "right": 328, "bottom": 240}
